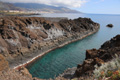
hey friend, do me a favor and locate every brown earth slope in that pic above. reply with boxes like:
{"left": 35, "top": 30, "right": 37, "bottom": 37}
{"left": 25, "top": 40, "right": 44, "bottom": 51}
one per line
{"left": 0, "top": 54, "right": 42, "bottom": 80}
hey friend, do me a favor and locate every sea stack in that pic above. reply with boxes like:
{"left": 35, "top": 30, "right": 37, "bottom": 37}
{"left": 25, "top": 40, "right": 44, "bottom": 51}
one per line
{"left": 107, "top": 24, "right": 113, "bottom": 27}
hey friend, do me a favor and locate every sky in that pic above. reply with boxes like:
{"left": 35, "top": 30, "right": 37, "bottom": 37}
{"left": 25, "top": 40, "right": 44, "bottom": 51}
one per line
{"left": 1, "top": 0, "right": 120, "bottom": 14}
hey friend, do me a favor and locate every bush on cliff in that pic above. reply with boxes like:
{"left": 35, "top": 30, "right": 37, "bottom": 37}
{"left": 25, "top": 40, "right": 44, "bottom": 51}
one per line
{"left": 93, "top": 54, "right": 120, "bottom": 80}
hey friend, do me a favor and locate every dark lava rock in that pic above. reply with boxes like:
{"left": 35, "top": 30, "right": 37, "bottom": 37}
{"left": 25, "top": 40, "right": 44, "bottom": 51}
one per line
{"left": 75, "top": 34, "right": 120, "bottom": 77}
{"left": 107, "top": 24, "right": 113, "bottom": 27}
{"left": 59, "top": 17, "right": 99, "bottom": 33}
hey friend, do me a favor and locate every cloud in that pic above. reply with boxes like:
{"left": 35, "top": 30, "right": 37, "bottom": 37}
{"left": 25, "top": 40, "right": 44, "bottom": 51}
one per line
{"left": 1, "top": 0, "right": 87, "bottom": 8}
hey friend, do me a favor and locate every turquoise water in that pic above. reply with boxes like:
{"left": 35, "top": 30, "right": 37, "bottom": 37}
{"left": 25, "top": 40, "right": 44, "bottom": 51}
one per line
{"left": 27, "top": 13, "right": 120, "bottom": 79}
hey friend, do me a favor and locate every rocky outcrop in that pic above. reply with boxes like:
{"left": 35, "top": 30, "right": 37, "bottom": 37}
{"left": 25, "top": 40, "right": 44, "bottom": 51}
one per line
{"left": 0, "top": 16, "right": 99, "bottom": 68}
{"left": 106, "top": 24, "right": 113, "bottom": 27}
{"left": 75, "top": 34, "right": 120, "bottom": 77}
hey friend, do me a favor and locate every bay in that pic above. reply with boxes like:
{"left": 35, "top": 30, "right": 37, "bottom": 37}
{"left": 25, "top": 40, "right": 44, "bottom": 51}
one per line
{"left": 27, "top": 13, "right": 120, "bottom": 79}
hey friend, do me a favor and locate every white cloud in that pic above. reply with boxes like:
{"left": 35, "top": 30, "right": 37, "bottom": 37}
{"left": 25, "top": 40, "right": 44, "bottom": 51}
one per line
{"left": 1, "top": 0, "right": 87, "bottom": 8}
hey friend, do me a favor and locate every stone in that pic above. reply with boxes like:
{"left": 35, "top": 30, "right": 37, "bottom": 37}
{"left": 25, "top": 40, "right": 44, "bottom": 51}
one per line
{"left": 86, "top": 49, "right": 98, "bottom": 59}
{"left": 107, "top": 24, "right": 113, "bottom": 27}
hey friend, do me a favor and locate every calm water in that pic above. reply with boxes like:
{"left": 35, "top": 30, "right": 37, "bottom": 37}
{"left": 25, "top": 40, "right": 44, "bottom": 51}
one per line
{"left": 27, "top": 13, "right": 120, "bottom": 79}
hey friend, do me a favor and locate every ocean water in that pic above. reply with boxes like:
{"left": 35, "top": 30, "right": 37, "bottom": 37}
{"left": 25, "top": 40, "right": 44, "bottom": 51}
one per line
{"left": 27, "top": 13, "right": 120, "bottom": 79}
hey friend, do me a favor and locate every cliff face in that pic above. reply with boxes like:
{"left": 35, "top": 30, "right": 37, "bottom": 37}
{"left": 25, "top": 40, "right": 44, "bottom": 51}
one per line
{"left": 75, "top": 35, "right": 120, "bottom": 78}
{"left": 0, "top": 16, "right": 99, "bottom": 67}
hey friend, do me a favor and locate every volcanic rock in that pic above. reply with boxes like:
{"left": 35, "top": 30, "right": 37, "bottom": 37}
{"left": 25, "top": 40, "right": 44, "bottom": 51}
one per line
{"left": 75, "top": 34, "right": 120, "bottom": 77}
{"left": 0, "top": 16, "right": 99, "bottom": 66}
{"left": 107, "top": 24, "right": 113, "bottom": 27}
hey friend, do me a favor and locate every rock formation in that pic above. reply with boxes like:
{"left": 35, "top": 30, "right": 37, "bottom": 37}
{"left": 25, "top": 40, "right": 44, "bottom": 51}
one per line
{"left": 75, "top": 34, "right": 120, "bottom": 78}
{"left": 0, "top": 54, "right": 41, "bottom": 80}
{"left": 1, "top": 16, "right": 119, "bottom": 80}
{"left": 106, "top": 24, "right": 113, "bottom": 27}
{"left": 0, "top": 16, "right": 99, "bottom": 68}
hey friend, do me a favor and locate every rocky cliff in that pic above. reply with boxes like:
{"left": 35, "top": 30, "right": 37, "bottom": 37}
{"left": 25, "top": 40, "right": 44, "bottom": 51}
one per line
{"left": 75, "top": 35, "right": 120, "bottom": 79}
{"left": 0, "top": 16, "right": 99, "bottom": 80}
{"left": 0, "top": 16, "right": 99, "bottom": 68}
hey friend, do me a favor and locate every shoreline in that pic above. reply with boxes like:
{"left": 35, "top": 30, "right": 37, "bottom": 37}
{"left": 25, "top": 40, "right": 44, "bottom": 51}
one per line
{"left": 13, "top": 28, "right": 99, "bottom": 70}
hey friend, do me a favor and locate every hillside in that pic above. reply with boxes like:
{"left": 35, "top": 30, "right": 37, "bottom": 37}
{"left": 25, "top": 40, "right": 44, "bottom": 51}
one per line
{"left": 0, "top": 1, "right": 80, "bottom": 13}
{"left": 13, "top": 3, "right": 80, "bottom": 13}
{"left": 0, "top": 1, "right": 21, "bottom": 10}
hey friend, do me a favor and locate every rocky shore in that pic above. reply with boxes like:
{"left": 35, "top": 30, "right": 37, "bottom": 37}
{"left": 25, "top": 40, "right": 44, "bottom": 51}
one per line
{"left": 56, "top": 35, "right": 120, "bottom": 80}
{"left": 68, "top": 34, "right": 120, "bottom": 79}
{"left": 1, "top": 34, "right": 120, "bottom": 80}
{"left": 0, "top": 16, "right": 99, "bottom": 69}
{"left": 0, "top": 16, "right": 100, "bottom": 80}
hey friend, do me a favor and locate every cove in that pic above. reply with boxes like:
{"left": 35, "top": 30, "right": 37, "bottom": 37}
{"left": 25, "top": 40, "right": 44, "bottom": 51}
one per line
{"left": 27, "top": 13, "right": 120, "bottom": 79}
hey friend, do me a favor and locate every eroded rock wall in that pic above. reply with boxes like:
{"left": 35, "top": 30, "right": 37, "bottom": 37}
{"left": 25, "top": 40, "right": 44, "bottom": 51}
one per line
{"left": 0, "top": 16, "right": 99, "bottom": 67}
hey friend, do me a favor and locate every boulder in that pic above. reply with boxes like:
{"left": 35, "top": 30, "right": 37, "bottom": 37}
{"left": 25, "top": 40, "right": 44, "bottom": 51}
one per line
{"left": 75, "top": 59, "right": 95, "bottom": 77}
{"left": 85, "top": 49, "right": 98, "bottom": 59}
{"left": 107, "top": 24, "right": 113, "bottom": 27}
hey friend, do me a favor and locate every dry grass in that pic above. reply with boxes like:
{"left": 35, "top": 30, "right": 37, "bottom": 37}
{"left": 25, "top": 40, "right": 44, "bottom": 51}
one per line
{"left": 93, "top": 54, "right": 120, "bottom": 80}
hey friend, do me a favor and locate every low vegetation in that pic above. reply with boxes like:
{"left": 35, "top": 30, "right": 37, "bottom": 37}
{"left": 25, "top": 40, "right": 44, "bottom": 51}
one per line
{"left": 93, "top": 54, "right": 120, "bottom": 80}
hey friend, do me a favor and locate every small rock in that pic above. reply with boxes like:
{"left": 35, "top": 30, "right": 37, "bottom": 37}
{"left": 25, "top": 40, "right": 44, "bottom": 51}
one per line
{"left": 107, "top": 24, "right": 113, "bottom": 27}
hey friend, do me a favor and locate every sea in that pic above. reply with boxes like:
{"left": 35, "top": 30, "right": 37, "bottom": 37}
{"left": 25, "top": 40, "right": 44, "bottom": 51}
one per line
{"left": 27, "top": 13, "right": 120, "bottom": 79}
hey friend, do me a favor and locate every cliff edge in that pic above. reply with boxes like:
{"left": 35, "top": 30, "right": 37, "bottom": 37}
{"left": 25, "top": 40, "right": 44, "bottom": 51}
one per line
{"left": 0, "top": 16, "right": 99, "bottom": 68}
{"left": 74, "top": 35, "right": 120, "bottom": 79}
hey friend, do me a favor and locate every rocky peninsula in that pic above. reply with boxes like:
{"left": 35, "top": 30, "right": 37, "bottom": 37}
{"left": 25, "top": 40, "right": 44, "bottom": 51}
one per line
{"left": 0, "top": 16, "right": 99, "bottom": 68}
{"left": 0, "top": 16, "right": 99, "bottom": 80}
